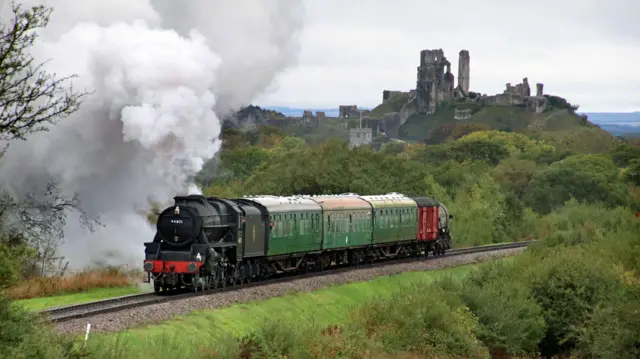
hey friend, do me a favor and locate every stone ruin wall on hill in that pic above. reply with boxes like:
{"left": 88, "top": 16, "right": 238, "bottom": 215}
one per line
{"left": 368, "top": 48, "right": 550, "bottom": 143}
{"left": 266, "top": 48, "right": 551, "bottom": 147}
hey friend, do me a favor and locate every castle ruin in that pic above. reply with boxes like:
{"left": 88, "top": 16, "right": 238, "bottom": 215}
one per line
{"left": 457, "top": 50, "right": 470, "bottom": 96}
{"left": 480, "top": 77, "right": 548, "bottom": 113}
{"left": 380, "top": 48, "right": 548, "bottom": 128}
{"left": 412, "top": 49, "right": 472, "bottom": 115}
{"left": 263, "top": 47, "right": 552, "bottom": 148}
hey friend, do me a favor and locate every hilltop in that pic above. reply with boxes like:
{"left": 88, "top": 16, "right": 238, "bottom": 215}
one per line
{"left": 368, "top": 95, "right": 616, "bottom": 153}
{"left": 364, "top": 48, "right": 618, "bottom": 153}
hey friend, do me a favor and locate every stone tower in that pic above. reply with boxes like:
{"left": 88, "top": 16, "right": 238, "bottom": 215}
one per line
{"left": 522, "top": 77, "right": 531, "bottom": 97}
{"left": 457, "top": 50, "right": 470, "bottom": 95}
{"left": 416, "top": 49, "right": 454, "bottom": 114}
{"left": 536, "top": 83, "right": 544, "bottom": 97}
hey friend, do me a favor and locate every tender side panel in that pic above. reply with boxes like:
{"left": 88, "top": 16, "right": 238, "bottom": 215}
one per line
{"left": 308, "top": 196, "right": 373, "bottom": 250}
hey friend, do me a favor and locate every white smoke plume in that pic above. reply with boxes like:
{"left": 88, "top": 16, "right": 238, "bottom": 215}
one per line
{"left": 0, "top": 0, "right": 304, "bottom": 268}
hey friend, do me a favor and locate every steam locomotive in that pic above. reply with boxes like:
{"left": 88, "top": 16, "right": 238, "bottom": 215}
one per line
{"left": 143, "top": 193, "right": 453, "bottom": 292}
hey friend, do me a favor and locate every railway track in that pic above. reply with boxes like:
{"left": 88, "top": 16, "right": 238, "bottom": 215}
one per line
{"left": 41, "top": 241, "right": 534, "bottom": 323}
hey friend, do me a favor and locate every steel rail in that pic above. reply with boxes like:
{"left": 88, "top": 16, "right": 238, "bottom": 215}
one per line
{"left": 42, "top": 240, "right": 534, "bottom": 323}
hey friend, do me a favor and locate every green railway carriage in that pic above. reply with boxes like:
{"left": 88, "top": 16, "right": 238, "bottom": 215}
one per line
{"left": 307, "top": 195, "right": 373, "bottom": 250}
{"left": 360, "top": 193, "right": 418, "bottom": 244}
{"left": 243, "top": 196, "right": 322, "bottom": 256}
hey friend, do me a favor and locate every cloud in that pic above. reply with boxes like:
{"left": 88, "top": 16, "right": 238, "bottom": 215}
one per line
{"left": 256, "top": 0, "right": 640, "bottom": 112}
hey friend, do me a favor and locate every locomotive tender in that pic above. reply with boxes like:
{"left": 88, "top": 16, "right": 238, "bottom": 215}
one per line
{"left": 143, "top": 193, "right": 453, "bottom": 292}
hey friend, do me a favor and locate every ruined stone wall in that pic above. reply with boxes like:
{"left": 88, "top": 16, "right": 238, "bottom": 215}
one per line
{"left": 383, "top": 90, "right": 401, "bottom": 102}
{"left": 339, "top": 105, "right": 369, "bottom": 119}
{"left": 378, "top": 113, "right": 399, "bottom": 138}
{"left": 457, "top": 50, "right": 470, "bottom": 95}
{"left": 416, "top": 49, "right": 455, "bottom": 115}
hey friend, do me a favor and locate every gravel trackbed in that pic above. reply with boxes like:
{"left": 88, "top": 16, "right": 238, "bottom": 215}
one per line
{"left": 56, "top": 247, "right": 524, "bottom": 333}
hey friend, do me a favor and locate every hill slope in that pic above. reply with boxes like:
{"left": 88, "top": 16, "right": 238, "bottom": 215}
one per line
{"left": 397, "top": 104, "right": 617, "bottom": 153}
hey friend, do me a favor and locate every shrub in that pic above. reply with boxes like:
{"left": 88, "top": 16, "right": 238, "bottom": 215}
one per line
{"left": 578, "top": 286, "right": 640, "bottom": 359}
{"left": 351, "top": 283, "right": 489, "bottom": 359}
{"left": 0, "top": 295, "right": 74, "bottom": 359}
{"left": 524, "top": 246, "right": 623, "bottom": 358}
{"left": 532, "top": 200, "right": 639, "bottom": 250}
{"left": 458, "top": 261, "right": 545, "bottom": 357}
{"left": 524, "top": 154, "right": 632, "bottom": 214}
{"left": 199, "top": 320, "right": 374, "bottom": 359}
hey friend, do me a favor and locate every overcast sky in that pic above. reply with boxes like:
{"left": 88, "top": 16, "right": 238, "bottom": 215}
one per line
{"left": 255, "top": 0, "right": 640, "bottom": 112}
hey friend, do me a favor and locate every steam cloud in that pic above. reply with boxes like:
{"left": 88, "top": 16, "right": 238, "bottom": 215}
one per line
{"left": 0, "top": 0, "right": 304, "bottom": 268}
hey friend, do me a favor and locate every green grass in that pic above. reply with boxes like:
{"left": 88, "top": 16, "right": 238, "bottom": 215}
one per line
{"left": 17, "top": 286, "right": 148, "bottom": 311}
{"left": 369, "top": 92, "right": 411, "bottom": 118}
{"left": 395, "top": 103, "right": 616, "bottom": 153}
{"left": 84, "top": 262, "right": 493, "bottom": 359}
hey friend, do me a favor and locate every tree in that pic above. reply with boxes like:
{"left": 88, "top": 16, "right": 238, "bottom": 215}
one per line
{"left": 623, "top": 159, "right": 640, "bottom": 186}
{"left": 0, "top": 1, "right": 86, "bottom": 147}
{"left": 0, "top": 2, "right": 93, "bottom": 283}
{"left": 524, "top": 154, "right": 632, "bottom": 214}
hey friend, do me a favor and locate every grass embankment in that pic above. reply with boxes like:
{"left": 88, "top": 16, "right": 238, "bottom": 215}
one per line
{"left": 7, "top": 267, "right": 147, "bottom": 310}
{"left": 17, "top": 286, "right": 148, "bottom": 311}
{"left": 84, "top": 262, "right": 492, "bottom": 359}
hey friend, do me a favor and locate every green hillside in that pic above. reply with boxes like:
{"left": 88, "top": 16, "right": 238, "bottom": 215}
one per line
{"left": 368, "top": 92, "right": 411, "bottom": 118}
{"left": 394, "top": 102, "right": 617, "bottom": 153}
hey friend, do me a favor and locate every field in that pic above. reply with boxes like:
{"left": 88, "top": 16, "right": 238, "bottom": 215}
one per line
{"left": 83, "top": 262, "right": 485, "bottom": 359}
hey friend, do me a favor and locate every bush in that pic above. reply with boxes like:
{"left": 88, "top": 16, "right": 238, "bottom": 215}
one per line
{"left": 578, "top": 286, "right": 640, "bottom": 359}
{"left": 198, "top": 320, "right": 374, "bottom": 359}
{"left": 524, "top": 247, "right": 623, "bottom": 358}
{"left": 351, "top": 283, "right": 488, "bottom": 359}
{"left": 524, "top": 154, "right": 632, "bottom": 214}
{"left": 0, "top": 295, "right": 74, "bottom": 359}
{"left": 458, "top": 261, "right": 546, "bottom": 357}
{"left": 532, "top": 200, "right": 639, "bottom": 250}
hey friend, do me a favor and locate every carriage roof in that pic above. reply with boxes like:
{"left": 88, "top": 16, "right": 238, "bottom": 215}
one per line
{"left": 306, "top": 195, "right": 372, "bottom": 211}
{"left": 241, "top": 195, "right": 322, "bottom": 213}
{"left": 357, "top": 192, "right": 417, "bottom": 209}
